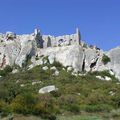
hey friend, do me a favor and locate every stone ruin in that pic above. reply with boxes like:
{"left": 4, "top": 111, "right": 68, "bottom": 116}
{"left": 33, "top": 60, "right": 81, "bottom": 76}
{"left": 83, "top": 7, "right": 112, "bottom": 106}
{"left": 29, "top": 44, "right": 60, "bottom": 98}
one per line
{"left": 0, "top": 28, "right": 81, "bottom": 48}
{"left": 0, "top": 28, "right": 81, "bottom": 68}
{"left": 35, "top": 28, "right": 81, "bottom": 48}
{"left": 1, "top": 28, "right": 120, "bottom": 80}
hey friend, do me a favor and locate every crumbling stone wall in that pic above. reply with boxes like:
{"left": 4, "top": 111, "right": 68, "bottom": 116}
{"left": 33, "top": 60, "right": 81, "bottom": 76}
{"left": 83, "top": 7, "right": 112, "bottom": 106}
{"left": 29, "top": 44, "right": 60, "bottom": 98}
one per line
{"left": 36, "top": 28, "right": 81, "bottom": 48}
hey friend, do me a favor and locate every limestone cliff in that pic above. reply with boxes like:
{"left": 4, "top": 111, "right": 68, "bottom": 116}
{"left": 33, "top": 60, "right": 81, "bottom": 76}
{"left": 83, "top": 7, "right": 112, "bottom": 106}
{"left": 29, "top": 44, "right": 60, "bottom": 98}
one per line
{"left": 0, "top": 28, "right": 119, "bottom": 79}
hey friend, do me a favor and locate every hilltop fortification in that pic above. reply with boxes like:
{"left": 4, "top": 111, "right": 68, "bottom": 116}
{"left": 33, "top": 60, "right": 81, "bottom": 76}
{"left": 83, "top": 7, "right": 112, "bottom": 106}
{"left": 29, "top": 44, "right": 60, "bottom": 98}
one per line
{"left": 0, "top": 28, "right": 120, "bottom": 79}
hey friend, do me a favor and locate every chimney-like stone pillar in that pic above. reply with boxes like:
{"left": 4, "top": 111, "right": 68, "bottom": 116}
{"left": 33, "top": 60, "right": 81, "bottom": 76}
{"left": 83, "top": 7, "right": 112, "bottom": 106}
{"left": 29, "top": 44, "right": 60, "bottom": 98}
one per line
{"left": 76, "top": 28, "right": 81, "bottom": 44}
{"left": 34, "top": 28, "right": 40, "bottom": 36}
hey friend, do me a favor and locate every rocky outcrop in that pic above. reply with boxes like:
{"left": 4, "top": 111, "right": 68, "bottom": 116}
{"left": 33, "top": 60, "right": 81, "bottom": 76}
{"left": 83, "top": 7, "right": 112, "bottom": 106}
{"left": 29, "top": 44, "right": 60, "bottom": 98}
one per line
{"left": 0, "top": 28, "right": 120, "bottom": 80}
{"left": 37, "top": 45, "right": 84, "bottom": 72}
{"left": 106, "top": 47, "right": 120, "bottom": 79}
{"left": 84, "top": 48, "right": 100, "bottom": 71}
{"left": 15, "top": 37, "right": 37, "bottom": 67}
{"left": 0, "top": 28, "right": 80, "bottom": 68}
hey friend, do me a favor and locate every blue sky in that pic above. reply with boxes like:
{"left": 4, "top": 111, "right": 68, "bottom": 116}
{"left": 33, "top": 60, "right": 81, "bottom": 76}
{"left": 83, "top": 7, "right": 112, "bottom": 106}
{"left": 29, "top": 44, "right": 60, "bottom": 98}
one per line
{"left": 0, "top": 0, "right": 120, "bottom": 50}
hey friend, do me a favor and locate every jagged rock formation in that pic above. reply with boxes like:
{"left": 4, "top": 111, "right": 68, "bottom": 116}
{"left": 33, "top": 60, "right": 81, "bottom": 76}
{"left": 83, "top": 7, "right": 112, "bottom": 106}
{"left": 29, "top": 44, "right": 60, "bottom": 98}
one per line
{"left": 0, "top": 28, "right": 120, "bottom": 79}
{"left": 106, "top": 47, "right": 120, "bottom": 79}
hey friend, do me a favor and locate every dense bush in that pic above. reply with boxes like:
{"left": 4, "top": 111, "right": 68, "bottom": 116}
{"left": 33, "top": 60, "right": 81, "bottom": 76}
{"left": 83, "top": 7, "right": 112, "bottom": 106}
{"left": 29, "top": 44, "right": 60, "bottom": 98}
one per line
{"left": 50, "top": 90, "right": 62, "bottom": 97}
{"left": 4, "top": 65, "right": 13, "bottom": 73}
{"left": 0, "top": 100, "right": 12, "bottom": 117}
{"left": 0, "top": 65, "right": 13, "bottom": 76}
{"left": 10, "top": 93, "right": 37, "bottom": 114}
{"left": 80, "top": 104, "right": 112, "bottom": 112}
{"left": 10, "top": 93, "right": 59, "bottom": 119}
{"left": 0, "top": 100, "right": 6, "bottom": 112}
{"left": 67, "top": 104, "right": 80, "bottom": 113}
{"left": 102, "top": 54, "right": 111, "bottom": 65}
{"left": 0, "top": 70, "right": 6, "bottom": 76}
{"left": 0, "top": 88, "right": 9, "bottom": 100}
{"left": 33, "top": 94, "right": 59, "bottom": 119}
{"left": 85, "top": 91, "right": 109, "bottom": 105}
{"left": 52, "top": 61, "right": 63, "bottom": 70}
{"left": 110, "top": 109, "right": 120, "bottom": 118}
{"left": 58, "top": 94, "right": 81, "bottom": 113}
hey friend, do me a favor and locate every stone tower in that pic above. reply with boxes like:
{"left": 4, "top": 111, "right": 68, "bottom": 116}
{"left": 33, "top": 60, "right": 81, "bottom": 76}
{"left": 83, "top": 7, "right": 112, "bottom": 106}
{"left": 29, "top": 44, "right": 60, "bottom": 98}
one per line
{"left": 76, "top": 28, "right": 81, "bottom": 44}
{"left": 34, "top": 28, "right": 40, "bottom": 36}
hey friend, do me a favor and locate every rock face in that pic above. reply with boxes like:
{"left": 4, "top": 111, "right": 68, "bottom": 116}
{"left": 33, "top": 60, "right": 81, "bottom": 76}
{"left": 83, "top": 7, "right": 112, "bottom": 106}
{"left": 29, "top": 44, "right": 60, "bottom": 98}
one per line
{"left": 0, "top": 28, "right": 80, "bottom": 68}
{"left": 0, "top": 32, "right": 37, "bottom": 68}
{"left": 106, "top": 47, "right": 120, "bottom": 79}
{"left": 0, "top": 28, "right": 120, "bottom": 79}
{"left": 38, "top": 45, "right": 84, "bottom": 72}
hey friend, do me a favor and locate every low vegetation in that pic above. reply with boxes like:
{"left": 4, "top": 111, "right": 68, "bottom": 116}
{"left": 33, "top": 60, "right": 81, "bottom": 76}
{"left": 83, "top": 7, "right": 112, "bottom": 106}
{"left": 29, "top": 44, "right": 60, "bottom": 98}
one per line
{"left": 0, "top": 61, "right": 120, "bottom": 120}
{"left": 0, "top": 65, "right": 13, "bottom": 76}
{"left": 102, "top": 54, "right": 111, "bottom": 65}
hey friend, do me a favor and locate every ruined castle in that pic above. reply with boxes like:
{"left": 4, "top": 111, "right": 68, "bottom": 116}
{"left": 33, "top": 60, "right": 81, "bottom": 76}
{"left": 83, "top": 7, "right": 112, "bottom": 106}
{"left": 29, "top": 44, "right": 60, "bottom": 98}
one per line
{"left": 35, "top": 28, "right": 81, "bottom": 48}
{"left": 0, "top": 28, "right": 81, "bottom": 68}
{"left": 0, "top": 28, "right": 120, "bottom": 79}
{"left": 0, "top": 28, "right": 81, "bottom": 48}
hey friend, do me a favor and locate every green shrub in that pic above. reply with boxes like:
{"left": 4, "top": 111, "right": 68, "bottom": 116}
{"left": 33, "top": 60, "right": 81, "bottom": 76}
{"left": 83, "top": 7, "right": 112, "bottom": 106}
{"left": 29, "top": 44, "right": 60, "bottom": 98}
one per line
{"left": 0, "top": 100, "right": 12, "bottom": 116}
{"left": 94, "top": 70, "right": 111, "bottom": 77}
{"left": 22, "top": 92, "right": 37, "bottom": 106}
{"left": 10, "top": 101, "right": 25, "bottom": 114}
{"left": 10, "top": 93, "right": 37, "bottom": 115}
{"left": 34, "top": 102, "right": 57, "bottom": 119}
{"left": 0, "top": 70, "right": 6, "bottom": 76}
{"left": 0, "top": 100, "right": 6, "bottom": 112}
{"left": 80, "top": 104, "right": 112, "bottom": 112}
{"left": 58, "top": 94, "right": 81, "bottom": 113}
{"left": 10, "top": 95, "right": 26, "bottom": 114}
{"left": 110, "top": 94, "right": 120, "bottom": 108}
{"left": 4, "top": 65, "right": 13, "bottom": 73}
{"left": 89, "top": 70, "right": 117, "bottom": 81}
{"left": 50, "top": 90, "right": 62, "bottom": 97}
{"left": 85, "top": 92, "right": 108, "bottom": 105}
{"left": 110, "top": 109, "right": 120, "bottom": 118}
{"left": 33, "top": 94, "right": 59, "bottom": 119}
{"left": 59, "top": 95, "right": 79, "bottom": 105}
{"left": 47, "top": 115, "right": 56, "bottom": 120}
{"left": 52, "top": 61, "right": 63, "bottom": 70}
{"left": 83, "top": 43, "right": 87, "bottom": 48}
{"left": 0, "top": 65, "right": 13, "bottom": 76}
{"left": 0, "top": 88, "right": 9, "bottom": 100}
{"left": 67, "top": 104, "right": 80, "bottom": 113}
{"left": 102, "top": 54, "right": 111, "bottom": 65}
{"left": 2, "top": 105, "right": 12, "bottom": 115}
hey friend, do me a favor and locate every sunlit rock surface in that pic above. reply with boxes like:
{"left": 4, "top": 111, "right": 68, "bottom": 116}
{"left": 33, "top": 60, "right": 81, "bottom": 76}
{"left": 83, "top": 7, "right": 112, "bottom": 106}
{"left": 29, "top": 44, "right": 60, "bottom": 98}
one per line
{"left": 0, "top": 28, "right": 120, "bottom": 79}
